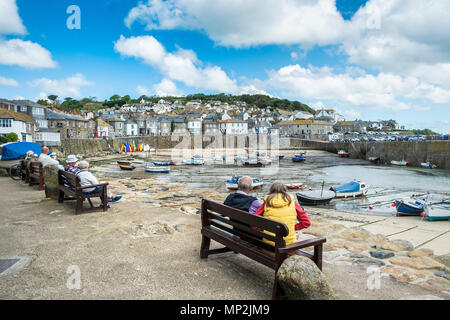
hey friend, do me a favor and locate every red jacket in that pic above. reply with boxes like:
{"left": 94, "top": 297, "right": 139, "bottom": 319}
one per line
{"left": 254, "top": 202, "right": 311, "bottom": 231}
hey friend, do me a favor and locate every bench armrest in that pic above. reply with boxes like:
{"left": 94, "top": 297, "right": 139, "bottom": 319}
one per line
{"left": 77, "top": 182, "right": 109, "bottom": 190}
{"left": 278, "top": 237, "right": 326, "bottom": 254}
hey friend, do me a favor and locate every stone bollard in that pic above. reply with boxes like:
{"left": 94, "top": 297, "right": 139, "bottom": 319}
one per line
{"left": 43, "top": 165, "right": 60, "bottom": 200}
{"left": 276, "top": 255, "right": 336, "bottom": 300}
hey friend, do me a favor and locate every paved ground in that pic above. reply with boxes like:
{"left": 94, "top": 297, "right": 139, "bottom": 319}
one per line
{"left": 0, "top": 177, "right": 448, "bottom": 300}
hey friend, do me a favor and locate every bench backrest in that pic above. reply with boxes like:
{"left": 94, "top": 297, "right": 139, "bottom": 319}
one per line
{"left": 58, "top": 169, "right": 81, "bottom": 188}
{"left": 29, "top": 161, "right": 43, "bottom": 174}
{"left": 201, "top": 199, "right": 289, "bottom": 253}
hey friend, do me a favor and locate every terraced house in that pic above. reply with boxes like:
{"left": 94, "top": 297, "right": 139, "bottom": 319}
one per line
{"left": 279, "top": 120, "right": 333, "bottom": 139}
{"left": 0, "top": 109, "right": 36, "bottom": 142}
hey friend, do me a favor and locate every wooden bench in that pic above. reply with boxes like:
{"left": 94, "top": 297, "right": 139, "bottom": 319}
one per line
{"left": 57, "top": 170, "right": 109, "bottom": 215}
{"left": 200, "top": 199, "right": 326, "bottom": 299}
{"left": 28, "top": 161, "right": 44, "bottom": 190}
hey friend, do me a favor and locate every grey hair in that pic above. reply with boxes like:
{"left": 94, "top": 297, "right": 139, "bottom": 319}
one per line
{"left": 78, "top": 160, "right": 89, "bottom": 169}
{"left": 238, "top": 176, "right": 252, "bottom": 191}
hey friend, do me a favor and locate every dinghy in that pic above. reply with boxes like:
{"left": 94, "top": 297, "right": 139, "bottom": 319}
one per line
{"left": 292, "top": 156, "right": 306, "bottom": 162}
{"left": 391, "top": 160, "right": 408, "bottom": 166}
{"left": 153, "top": 161, "right": 175, "bottom": 166}
{"left": 296, "top": 190, "right": 335, "bottom": 206}
{"left": 117, "top": 160, "right": 132, "bottom": 166}
{"left": 226, "top": 176, "right": 263, "bottom": 190}
{"left": 394, "top": 198, "right": 426, "bottom": 216}
{"left": 421, "top": 162, "right": 437, "bottom": 169}
{"left": 285, "top": 183, "right": 303, "bottom": 190}
{"left": 243, "top": 159, "right": 265, "bottom": 167}
{"left": 119, "top": 164, "right": 136, "bottom": 171}
{"left": 369, "top": 157, "right": 381, "bottom": 164}
{"left": 145, "top": 166, "right": 170, "bottom": 173}
{"left": 338, "top": 150, "right": 349, "bottom": 158}
{"left": 183, "top": 159, "right": 205, "bottom": 165}
{"left": 330, "top": 181, "right": 369, "bottom": 198}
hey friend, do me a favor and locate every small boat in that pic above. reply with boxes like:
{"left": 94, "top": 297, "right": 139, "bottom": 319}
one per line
{"left": 153, "top": 161, "right": 175, "bottom": 166}
{"left": 145, "top": 166, "right": 170, "bottom": 173}
{"left": 292, "top": 156, "right": 306, "bottom": 162}
{"left": 421, "top": 162, "right": 437, "bottom": 169}
{"left": 258, "top": 156, "right": 272, "bottom": 165}
{"left": 117, "top": 160, "right": 132, "bottom": 166}
{"left": 425, "top": 201, "right": 450, "bottom": 221}
{"left": 296, "top": 190, "right": 336, "bottom": 206}
{"left": 213, "top": 156, "right": 224, "bottom": 162}
{"left": 330, "top": 181, "right": 369, "bottom": 198}
{"left": 369, "top": 157, "right": 381, "bottom": 164}
{"left": 391, "top": 160, "right": 408, "bottom": 166}
{"left": 338, "top": 150, "right": 350, "bottom": 158}
{"left": 226, "top": 176, "right": 264, "bottom": 190}
{"left": 234, "top": 156, "right": 244, "bottom": 162}
{"left": 119, "top": 164, "right": 136, "bottom": 171}
{"left": 394, "top": 198, "right": 426, "bottom": 216}
{"left": 183, "top": 159, "right": 205, "bottom": 165}
{"left": 192, "top": 154, "right": 204, "bottom": 160}
{"left": 243, "top": 160, "right": 265, "bottom": 167}
{"left": 285, "top": 183, "right": 303, "bottom": 190}
{"left": 278, "top": 154, "right": 285, "bottom": 160}
{"left": 296, "top": 151, "right": 307, "bottom": 157}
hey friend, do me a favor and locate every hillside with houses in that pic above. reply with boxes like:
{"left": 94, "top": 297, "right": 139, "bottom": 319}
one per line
{"left": 0, "top": 96, "right": 421, "bottom": 146}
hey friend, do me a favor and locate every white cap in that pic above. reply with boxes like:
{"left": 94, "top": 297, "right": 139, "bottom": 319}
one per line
{"left": 66, "top": 154, "right": 78, "bottom": 163}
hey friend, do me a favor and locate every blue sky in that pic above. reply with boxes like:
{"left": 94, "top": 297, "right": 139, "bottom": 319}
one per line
{"left": 0, "top": 0, "right": 449, "bottom": 133}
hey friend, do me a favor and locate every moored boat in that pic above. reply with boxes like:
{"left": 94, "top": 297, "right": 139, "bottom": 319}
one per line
{"left": 338, "top": 150, "right": 350, "bottom": 158}
{"left": 369, "top": 157, "right": 381, "bottom": 164}
{"left": 278, "top": 154, "right": 285, "bottom": 160}
{"left": 394, "top": 198, "right": 426, "bottom": 216}
{"left": 296, "top": 190, "right": 335, "bottom": 206}
{"left": 391, "top": 160, "right": 408, "bottom": 166}
{"left": 292, "top": 156, "right": 306, "bottom": 162}
{"left": 243, "top": 160, "right": 265, "bottom": 167}
{"left": 119, "top": 164, "right": 136, "bottom": 171}
{"left": 285, "top": 183, "right": 303, "bottom": 190}
{"left": 425, "top": 201, "right": 450, "bottom": 221}
{"left": 145, "top": 166, "right": 170, "bottom": 173}
{"left": 330, "top": 181, "right": 369, "bottom": 199}
{"left": 226, "top": 176, "right": 264, "bottom": 190}
{"left": 183, "top": 159, "right": 205, "bottom": 165}
{"left": 153, "top": 161, "right": 175, "bottom": 166}
{"left": 117, "top": 160, "right": 132, "bottom": 166}
{"left": 421, "top": 161, "right": 437, "bottom": 169}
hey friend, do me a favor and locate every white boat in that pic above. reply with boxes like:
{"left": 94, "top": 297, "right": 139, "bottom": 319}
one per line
{"left": 391, "top": 160, "right": 408, "bottom": 166}
{"left": 421, "top": 162, "right": 437, "bottom": 169}
{"left": 145, "top": 166, "right": 170, "bottom": 173}
{"left": 183, "top": 159, "right": 205, "bottom": 165}
{"left": 425, "top": 201, "right": 450, "bottom": 221}
{"left": 330, "top": 181, "right": 369, "bottom": 198}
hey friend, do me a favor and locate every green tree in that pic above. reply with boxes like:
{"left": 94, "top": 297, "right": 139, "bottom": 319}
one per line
{"left": 5, "top": 132, "right": 18, "bottom": 142}
{"left": 37, "top": 99, "right": 50, "bottom": 106}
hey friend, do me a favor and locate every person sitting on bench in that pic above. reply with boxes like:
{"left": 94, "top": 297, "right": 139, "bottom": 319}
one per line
{"left": 224, "top": 176, "right": 262, "bottom": 214}
{"left": 38, "top": 146, "right": 63, "bottom": 169}
{"left": 254, "top": 181, "right": 311, "bottom": 245}
{"left": 77, "top": 161, "right": 121, "bottom": 203}
{"left": 65, "top": 154, "right": 81, "bottom": 175}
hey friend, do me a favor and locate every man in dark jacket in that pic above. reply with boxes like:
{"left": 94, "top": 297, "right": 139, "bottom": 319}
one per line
{"left": 224, "top": 176, "right": 262, "bottom": 214}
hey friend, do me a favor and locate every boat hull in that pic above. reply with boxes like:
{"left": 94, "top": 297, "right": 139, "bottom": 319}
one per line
{"left": 292, "top": 157, "right": 306, "bottom": 162}
{"left": 391, "top": 161, "right": 408, "bottom": 166}
{"left": 119, "top": 165, "right": 136, "bottom": 171}
{"left": 395, "top": 200, "right": 425, "bottom": 216}
{"left": 296, "top": 191, "right": 335, "bottom": 206}
{"left": 145, "top": 167, "right": 170, "bottom": 173}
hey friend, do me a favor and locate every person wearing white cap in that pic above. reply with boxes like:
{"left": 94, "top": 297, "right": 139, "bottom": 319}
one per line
{"left": 77, "top": 161, "right": 121, "bottom": 203}
{"left": 65, "top": 154, "right": 81, "bottom": 175}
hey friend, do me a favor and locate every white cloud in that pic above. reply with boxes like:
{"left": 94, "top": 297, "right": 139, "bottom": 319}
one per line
{"left": 0, "top": 39, "right": 57, "bottom": 69}
{"left": 125, "top": 0, "right": 351, "bottom": 48}
{"left": 0, "top": 76, "right": 18, "bottom": 86}
{"left": 136, "top": 85, "right": 150, "bottom": 96}
{"left": 267, "top": 64, "right": 450, "bottom": 111}
{"left": 29, "top": 74, "right": 94, "bottom": 98}
{"left": 114, "top": 35, "right": 238, "bottom": 93}
{"left": 343, "top": 109, "right": 361, "bottom": 120}
{"left": 153, "top": 79, "right": 183, "bottom": 97}
{"left": 0, "top": 0, "right": 26, "bottom": 35}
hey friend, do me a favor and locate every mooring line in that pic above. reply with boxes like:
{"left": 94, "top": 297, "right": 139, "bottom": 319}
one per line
{"left": 358, "top": 217, "right": 389, "bottom": 227}
{"left": 386, "top": 225, "right": 418, "bottom": 237}
{"left": 415, "top": 230, "right": 450, "bottom": 249}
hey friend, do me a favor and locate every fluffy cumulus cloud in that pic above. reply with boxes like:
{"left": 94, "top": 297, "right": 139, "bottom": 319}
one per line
{"left": 267, "top": 64, "right": 449, "bottom": 111}
{"left": 29, "top": 74, "right": 94, "bottom": 98}
{"left": 0, "top": 0, "right": 26, "bottom": 35}
{"left": 114, "top": 35, "right": 238, "bottom": 93}
{"left": 125, "top": 0, "right": 351, "bottom": 48}
{"left": 0, "top": 39, "right": 57, "bottom": 69}
{"left": 0, "top": 76, "right": 18, "bottom": 87}
{"left": 153, "top": 78, "right": 183, "bottom": 97}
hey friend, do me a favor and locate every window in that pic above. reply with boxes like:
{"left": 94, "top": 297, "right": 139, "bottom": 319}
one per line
{"left": 0, "top": 119, "right": 12, "bottom": 127}
{"left": 32, "top": 107, "right": 44, "bottom": 115}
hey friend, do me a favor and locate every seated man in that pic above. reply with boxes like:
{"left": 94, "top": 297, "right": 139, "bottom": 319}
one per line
{"left": 65, "top": 155, "right": 81, "bottom": 175}
{"left": 38, "top": 146, "right": 63, "bottom": 170}
{"left": 224, "top": 176, "right": 262, "bottom": 214}
{"left": 77, "top": 161, "right": 121, "bottom": 203}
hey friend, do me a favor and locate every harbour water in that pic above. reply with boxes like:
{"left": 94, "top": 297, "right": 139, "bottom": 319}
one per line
{"left": 97, "top": 150, "right": 450, "bottom": 217}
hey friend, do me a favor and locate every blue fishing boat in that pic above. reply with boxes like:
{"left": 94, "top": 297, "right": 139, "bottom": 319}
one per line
{"left": 292, "top": 156, "right": 306, "bottom": 162}
{"left": 330, "top": 181, "right": 369, "bottom": 198}
{"left": 153, "top": 161, "right": 174, "bottom": 166}
{"left": 145, "top": 166, "right": 170, "bottom": 173}
{"left": 278, "top": 154, "right": 285, "bottom": 160}
{"left": 394, "top": 198, "right": 426, "bottom": 216}
{"left": 421, "top": 162, "right": 437, "bottom": 169}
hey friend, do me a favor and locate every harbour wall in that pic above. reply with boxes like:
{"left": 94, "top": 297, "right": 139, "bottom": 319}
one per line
{"left": 56, "top": 136, "right": 450, "bottom": 169}
{"left": 289, "top": 138, "right": 450, "bottom": 170}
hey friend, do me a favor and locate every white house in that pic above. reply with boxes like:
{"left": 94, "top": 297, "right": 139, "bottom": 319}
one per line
{"left": 0, "top": 109, "right": 35, "bottom": 142}
{"left": 125, "top": 119, "right": 138, "bottom": 136}
{"left": 187, "top": 117, "right": 202, "bottom": 134}
{"left": 219, "top": 119, "right": 248, "bottom": 135}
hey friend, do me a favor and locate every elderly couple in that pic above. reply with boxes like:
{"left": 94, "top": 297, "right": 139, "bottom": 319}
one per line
{"left": 224, "top": 176, "right": 311, "bottom": 245}
{"left": 65, "top": 155, "right": 121, "bottom": 203}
